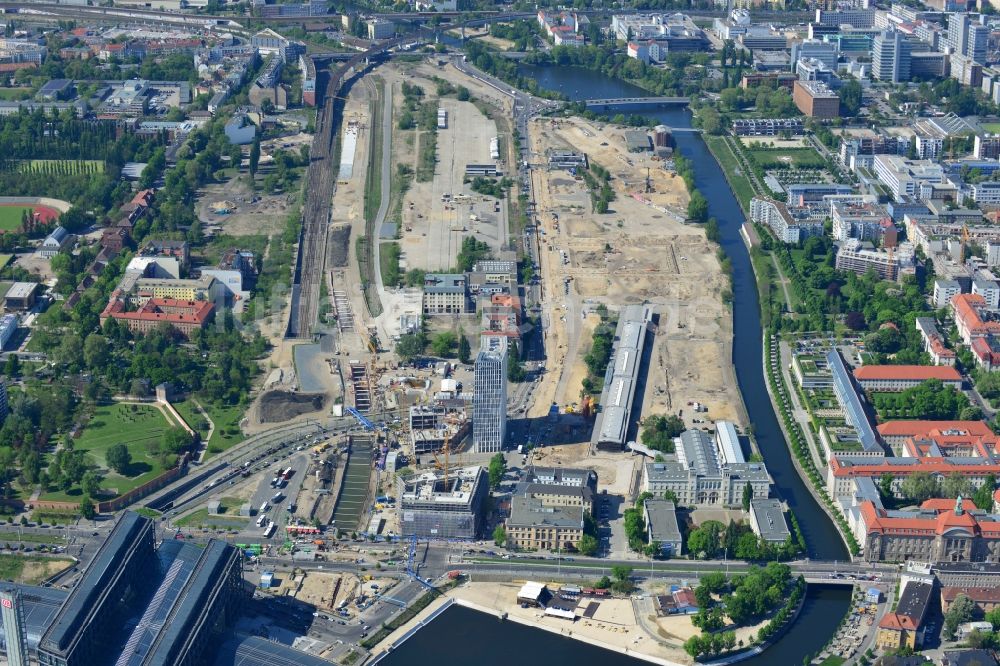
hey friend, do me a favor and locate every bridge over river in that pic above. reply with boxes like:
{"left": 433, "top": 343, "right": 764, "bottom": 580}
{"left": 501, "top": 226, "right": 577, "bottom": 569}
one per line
{"left": 584, "top": 96, "right": 691, "bottom": 110}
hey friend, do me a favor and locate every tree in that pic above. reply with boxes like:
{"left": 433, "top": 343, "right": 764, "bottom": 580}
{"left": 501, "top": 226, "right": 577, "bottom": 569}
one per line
{"left": 611, "top": 566, "right": 634, "bottom": 594}
{"left": 687, "top": 520, "right": 724, "bottom": 559}
{"left": 396, "top": 332, "right": 426, "bottom": 361}
{"left": 845, "top": 311, "right": 866, "bottom": 331}
{"left": 458, "top": 332, "right": 471, "bottom": 364}
{"left": 83, "top": 333, "right": 109, "bottom": 370}
{"left": 986, "top": 605, "right": 1000, "bottom": 630}
{"left": 162, "top": 427, "right": 194, "bottom": 454}
{"left": 105, "top": 443, "right": 131, "bottom": 475}
{"left": 687, "top": 190, "right": 709, "bottom": 224}
{"left": 943, "top": 594, "right": 976, "bottom": 639}
{"left": 941, "top": 472, "right": 974, "bottom": 500}
{"left": 742, "top": 482, "right": 753, "bottom": 512}
{"left": 79, "top": 497, "right": 96, "bottom": 520}
{"left": 3, "top": 353, "right": 19, "bottom": 377}
{"left": 430, "top": 332, "right": 457, "bottom": 358}
{"left": 578, "top": 534, "right": 598, "bottom": 556}
{"left": 493, "top": 524, "right": 506, "bottom": 547}
{"left": 878, "top": 473, "right": 895, "bottom": 501}
{"left": 507, "top": 342, "right": 526, "bottom": 382}
{"left": 488, "top": 453, "right": 506, "bottom": 490}
{"left": 249, "top": 138, "right": 260, "bottom": 177}
{"left": 838, "top": 79, "right": 863, "bottom": 116}
{"left": 81, "top": 470, "right": 101, "bottom": 498}
{"left": 900, "top": 472, "right": 940, "bottom": 503}
{"left": 641, "top": 414, "right": 685, "bottom": 452}
{"left": 973, "top": 474, "right": 997, "bottom": 510}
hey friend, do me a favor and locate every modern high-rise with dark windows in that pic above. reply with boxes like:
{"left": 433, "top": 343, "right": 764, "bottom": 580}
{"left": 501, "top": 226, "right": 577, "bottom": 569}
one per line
{"left": 473, "top": 335, "right": 508, "bottom": 453}
{"left": 36, "top": 511, "right": 246, "bottom": 666}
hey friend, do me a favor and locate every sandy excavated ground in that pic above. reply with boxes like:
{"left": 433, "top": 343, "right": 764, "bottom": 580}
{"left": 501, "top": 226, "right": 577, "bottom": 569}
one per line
{"left": 450, "top": 583, "right": 692, "bottom": 665}
{"left": 20, "top": 557, "right": 75, "bottom": 584}
{"left": 530, "top": 116, "right": 746, "bottom": 432}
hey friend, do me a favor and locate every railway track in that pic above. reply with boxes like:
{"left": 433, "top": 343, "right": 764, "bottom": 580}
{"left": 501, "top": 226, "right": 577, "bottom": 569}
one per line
{"left": 286, "top": 37, "right": 411, "bottom": 339}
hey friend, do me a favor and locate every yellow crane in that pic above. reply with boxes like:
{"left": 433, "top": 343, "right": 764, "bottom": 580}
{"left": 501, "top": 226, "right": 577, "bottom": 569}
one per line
{"left": 430, "top": 435, "right": 452, "bottom": 486}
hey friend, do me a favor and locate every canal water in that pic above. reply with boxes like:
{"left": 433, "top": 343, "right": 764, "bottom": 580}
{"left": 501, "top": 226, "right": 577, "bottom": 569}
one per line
{"left": 381, "top": 585, "right": 850, "bottom": 666}
{"left": 383, "top": 63, "right": 852, "bottom": 666}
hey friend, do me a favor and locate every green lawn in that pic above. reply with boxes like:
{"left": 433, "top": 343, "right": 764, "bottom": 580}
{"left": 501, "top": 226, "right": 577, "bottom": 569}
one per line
{"left": 818, "top": 657, "right": 845, "bottom": 666}
{"left": 39, "top": 403, "right": 174, "bottom": 502}
{"left": 172, "top": 399, "right": 246, "bottom": 458}
{"left": 0, "top": 88, "right": 32, "bottom": 101}
{"left": 747, "top": 147, "right": 827, "bottom": 170}
{"left": 175, "top": 496, "right": 248, "bottom": 529}
{"left": 0, "top": 206, "right": 32, "bottom": 231}
{"left": 0, "top": 554, "right": 75, "bottom": 584}
{"left": 981, "top": 122, "right": 1000, "bottom": 133}
{"left": 17, "top": 160, "right": 104, "bottom": 175}
{"left": 704, "top": 135, "right": 756, "bottom": 211}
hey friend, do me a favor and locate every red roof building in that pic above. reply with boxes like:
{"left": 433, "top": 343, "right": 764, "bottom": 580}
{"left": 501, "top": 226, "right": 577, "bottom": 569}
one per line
{"left": 940, "top": 585, "right": 1000, "bottom": 614}
{"left": 953, "top": 293, "right": 1000, "bottom": 345}
{"left": 100, "top": 297, "right": 214, "bottom": 338}
{"left": 876, "top": 581, "right": 933, "bottom": 651}
{"left": 876, "top": 421, "right": 998, "bottom": 458}
{"left": 853, "top": 364, "right": 963, "bottom": 392}
{"left": 858, "top": 497, "right": 1000, "bottom": 563}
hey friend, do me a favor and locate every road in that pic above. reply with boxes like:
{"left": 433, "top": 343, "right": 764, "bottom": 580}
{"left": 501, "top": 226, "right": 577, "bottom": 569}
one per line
{"left": 371, "top": 80, "right": 394, "bottom": 314}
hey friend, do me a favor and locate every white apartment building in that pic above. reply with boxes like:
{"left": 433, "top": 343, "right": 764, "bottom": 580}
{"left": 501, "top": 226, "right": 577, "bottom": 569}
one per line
{"left": 749, "top": 197, "right": 823, "bottom": 244}
{"left": 973, "top": 278, "right": 1000, "bottom": 309}
{"left": 933, "top": 278, "right": 961, "bottom": 308}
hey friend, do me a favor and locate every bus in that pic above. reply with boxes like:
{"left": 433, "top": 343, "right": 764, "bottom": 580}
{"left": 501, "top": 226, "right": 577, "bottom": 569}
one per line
{"left": 262, "top": 521, "right": 276, "bottom": 538}
{"left": 256, "top": 514, "right": 267, "bottom": 528}
{"left": 259, "top": 501, "right": 269, "bottom": 515}
{"left": 282, "top": 467, "right": 294, "bottom": 480}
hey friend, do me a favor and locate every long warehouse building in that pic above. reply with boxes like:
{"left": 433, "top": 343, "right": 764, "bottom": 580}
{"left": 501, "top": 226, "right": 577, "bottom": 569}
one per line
{"left": 593, "top": 305, "right": 653, "bottom": 451}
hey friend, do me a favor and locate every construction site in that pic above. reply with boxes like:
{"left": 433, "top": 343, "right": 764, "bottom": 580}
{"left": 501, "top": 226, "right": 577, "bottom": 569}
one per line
{"left": 527, "top": 115, "right": 746, "bottom": 437}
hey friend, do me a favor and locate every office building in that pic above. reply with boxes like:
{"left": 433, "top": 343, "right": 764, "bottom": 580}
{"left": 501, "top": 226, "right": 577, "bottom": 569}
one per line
{"left": 0, "top": 584, "right": 66, "bottom": 662}
{"left": 643, "top": 499, "right": 683, "bottom": 556}
{"left": 826, "top": 349, "right": 883, "bottom": 456}
{"left": 422, "top": 274, "right": 470, "bottom": 315}
{"left": 749, "top": 498, "right": 791, "bottom": 544}
{"left": 0, "top": 589, "right": 28, "bottom": 666}
{"left": 860, "top": 497, "right": 1000, "bottom": 565}
{"left": 872, "top": 154, "right": 945, "bottom": 200}
{"left": 815, "top": 8, "right": 875, "bottom": 28}
{"left": 642, "top": 428, "right": 772, "bottom": 506}
{"left": 872, "top": 30, "right": 911, "bottom": 83}
{"left": 876, "top": 582, "right": 934, "bottom": 650}
{"left": 792, "top": 80, "right": 840, "bottom": 118}
{"left": 100, "top": 298, "right": 215, "bottom": 338}
{"left": 790, "top": 39, "right": 839, "bottom": 71}
{"left": 830, "top": 200, "right": 892, "bottom": 242}
{"left": 367, "top": 18, "right": 395, "bottom": 40}
{"left": 949, "top": 13, "right": 972, "bottom": 57}
{"left": 473, "top": 336, "right": 507, "bottom": 453}
{"left": 853, "top": 364, "right": 963, "bottom": 392}
{"left": 398, "top": 466, "right": 488, "bottom": 539}
{"left": 506, "top": 495, "right": 585, "bottom": 552}
{"left": 37, "top": 512, "right": 246, "bottom": 666}
{"left": 835, "top": 239, "right": 916, "bottom": 283}
{"left": 975, "top": 135, "right": 1000, "bottom": 160}
{"left": 969, "top": 23, "right": 989, "bottom": 64}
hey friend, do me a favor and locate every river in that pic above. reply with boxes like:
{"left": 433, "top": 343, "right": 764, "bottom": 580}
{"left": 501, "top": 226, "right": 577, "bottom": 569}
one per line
{"left": 384, "top": 63, "right": 852, "bottom": 666}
